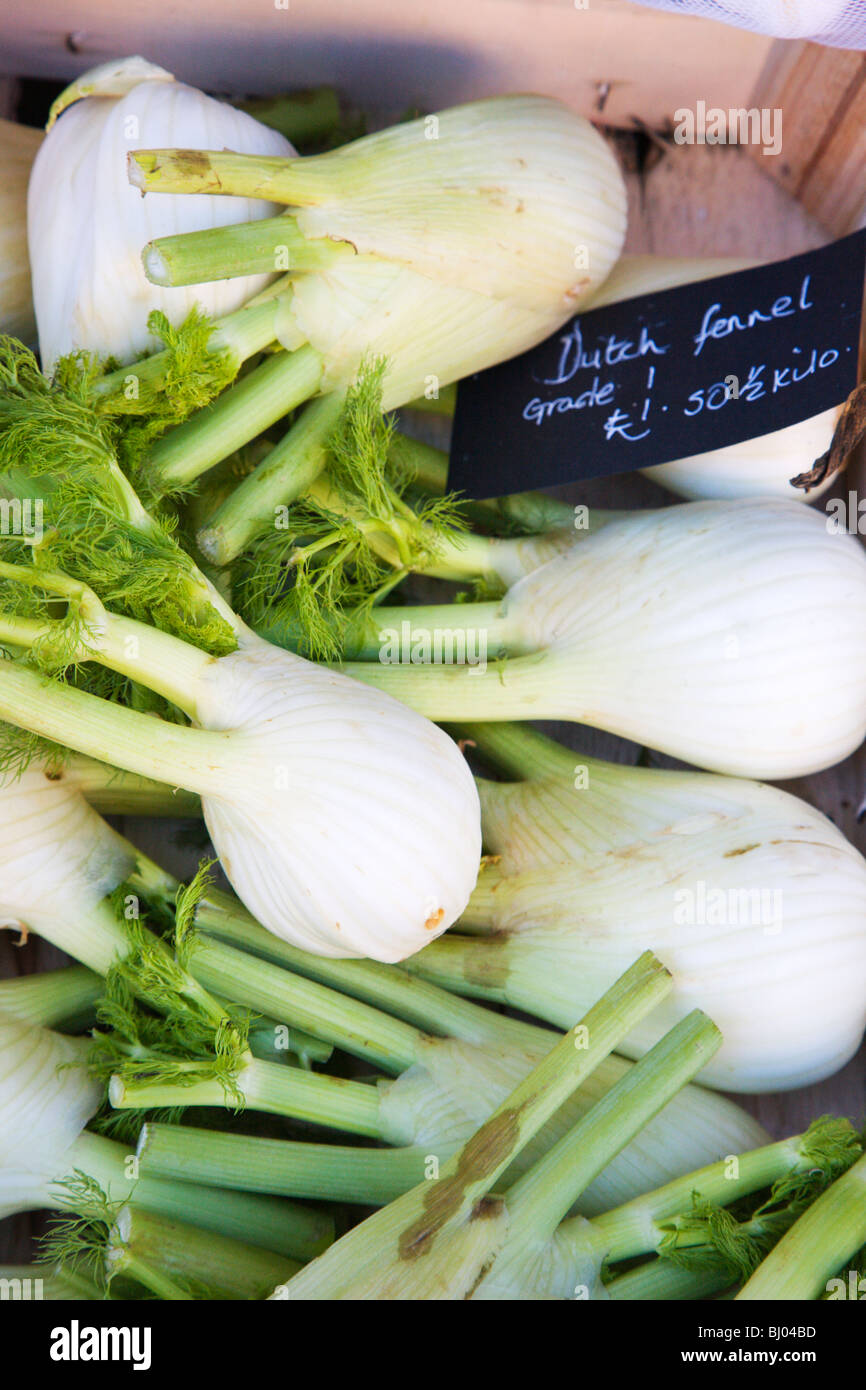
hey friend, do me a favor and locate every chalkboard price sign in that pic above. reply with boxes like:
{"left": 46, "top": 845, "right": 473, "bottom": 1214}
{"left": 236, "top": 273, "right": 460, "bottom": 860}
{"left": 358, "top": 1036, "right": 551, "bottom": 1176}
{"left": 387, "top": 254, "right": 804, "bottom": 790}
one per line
{"left": 448, "top": 230, "right": 866, "bottom": 498}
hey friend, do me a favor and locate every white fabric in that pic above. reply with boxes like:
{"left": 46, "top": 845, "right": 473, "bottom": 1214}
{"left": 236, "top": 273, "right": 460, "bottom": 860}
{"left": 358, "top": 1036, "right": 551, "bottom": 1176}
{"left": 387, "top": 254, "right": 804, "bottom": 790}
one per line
{"left": 627, "top": 1, "right": 866, "bottom": 48}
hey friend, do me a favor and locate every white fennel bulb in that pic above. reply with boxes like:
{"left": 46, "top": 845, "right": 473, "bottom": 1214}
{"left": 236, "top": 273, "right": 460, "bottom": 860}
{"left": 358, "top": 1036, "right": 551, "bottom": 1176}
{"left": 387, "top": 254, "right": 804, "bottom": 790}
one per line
{"left": 0, "top": 578, "right": 482, "bottom": 962}
{"left": 0, "top": 117, "right": 40, "bottom": 342}
{"left": 0, "top": 766, "right": 134, "bottom": 973}
{"left": 28, "top": 56, "right": 293, "bottom": 369}
{"left": 132, "top": 94, "right": 627, "bottom": 412}
{"left": 409, "top": 725, "right": 866, "bottom": 1091}
{"left": 584, "top": 255, "right": 839, "bottom": 502}
{"left": 127, "top": 95, "right": 626, "bottom": 549}
{"left": 647, "top": 407, "right": 839, "bottom": 502}
{"left": 191, "top": 636, "right": 482, "bottom": 960}
{"left": 271, "top": 97, "right": 627, "bottom": 407}
{"left": 0, "top": 1015, "right": 101, "bottom": 1220}
{"left": 349, "top": 499, "right": 866, "bottom": 778}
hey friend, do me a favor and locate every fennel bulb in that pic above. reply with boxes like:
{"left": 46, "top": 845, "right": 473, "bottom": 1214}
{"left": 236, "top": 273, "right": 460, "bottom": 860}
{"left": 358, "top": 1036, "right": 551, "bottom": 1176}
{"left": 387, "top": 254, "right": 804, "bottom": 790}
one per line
{"left": 583, "top": 255, "right": 839, "bottom": 502}
{"left": 0, "top": 1015, "right": 102, "bottom": 1221}
{"left": 0, "top": 763, "right": 252, "bottom": 1061}
{"left": 0, "top": 567, "right": 481, "bottom": 962}
{"left": 407, "top": 723, "right": 866, "bottom": 1091}
{"left": 128, "top": 95, "right": 627, "bottom": 534}
{"left": 28, "top": 56, "right": 293, "bottom": 370}
{"left": 0, "top": 1014, "right": 333, "bottom": 1258}
{"left": 343, "top": 499, "right": 866, "bottom": 778}
{"left": 0, "top": 118, "right": 40, "bottom": 343}
{"left": 0, "top": 765, "right": 136, "bottom": 974}
{"left": 133, "top": 95, "right": 627, "bottom": 409}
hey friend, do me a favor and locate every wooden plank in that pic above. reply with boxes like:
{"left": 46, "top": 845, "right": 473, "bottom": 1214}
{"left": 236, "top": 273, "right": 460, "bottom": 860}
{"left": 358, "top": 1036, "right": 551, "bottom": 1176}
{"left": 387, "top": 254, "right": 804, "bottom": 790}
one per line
{"left": 633, "top": 141, "right": 827, "bottom": 257}
{"left": 747, "top": 39, "right": 866, "bottom": 234}
{"left": 0, "top": 0, "right": 773, "bottom": 131}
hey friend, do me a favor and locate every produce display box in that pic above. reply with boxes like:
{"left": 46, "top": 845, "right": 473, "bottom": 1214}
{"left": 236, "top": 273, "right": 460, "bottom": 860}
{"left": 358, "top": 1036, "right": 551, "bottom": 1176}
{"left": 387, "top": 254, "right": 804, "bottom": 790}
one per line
{"left": 2, "top": 0, "right": 866, "bottom": 1275}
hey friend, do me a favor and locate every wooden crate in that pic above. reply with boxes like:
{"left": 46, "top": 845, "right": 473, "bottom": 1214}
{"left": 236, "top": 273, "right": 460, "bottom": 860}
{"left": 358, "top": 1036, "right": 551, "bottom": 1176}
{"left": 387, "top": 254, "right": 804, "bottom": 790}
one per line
{"left": 2, "top": 0, "right": 866, "bottom": 1263}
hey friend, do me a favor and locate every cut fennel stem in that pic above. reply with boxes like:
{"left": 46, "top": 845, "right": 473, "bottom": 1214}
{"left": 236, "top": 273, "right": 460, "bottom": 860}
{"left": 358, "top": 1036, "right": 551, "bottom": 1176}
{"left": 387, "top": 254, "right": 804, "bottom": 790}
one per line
{"left": 133, "top": 1010, "right": 720, "bottom": 1244}
{"left": 268, "top": 953, "right": 673, "bottom": 1299}
{"left": 0, "top": 1014, "right": 333, "bottom": 1260}
{"left": 273, "top": 997, "right": 720, "bottom": 1297}
{"left": 146, "top": 1018, "right": 753, "bottom": 1295}
{"left": 0, "top": 561, "right": 481, "bottom": 961}
{"left": 406, "top": 721, "right": 866, "bottom": 1092}
{"left": 128, "top": 94, "right": 626, "bottom": 512}
{"left": 110, "top": 926, "right": 761, "bottom": 1213}
{"left": 337, "top": 498, "right": 866, "bottom": 779}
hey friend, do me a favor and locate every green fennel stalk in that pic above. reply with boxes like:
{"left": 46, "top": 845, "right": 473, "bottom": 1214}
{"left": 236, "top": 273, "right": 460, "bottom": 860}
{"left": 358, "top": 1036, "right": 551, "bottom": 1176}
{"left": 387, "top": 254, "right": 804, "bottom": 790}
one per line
{"left": 0, "top": 965, "right": 102, "bottom": 1030}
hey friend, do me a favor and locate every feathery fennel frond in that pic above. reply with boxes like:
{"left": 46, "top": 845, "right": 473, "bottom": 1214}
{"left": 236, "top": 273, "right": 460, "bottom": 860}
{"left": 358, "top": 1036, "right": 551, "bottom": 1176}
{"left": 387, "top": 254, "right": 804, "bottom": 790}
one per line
{"left": 91, "top": 971, "right": 247, "bottom": 1109}
{"left": 174, "top": 859, "right": 219, "bottom": 966}
{"left": 96, "top": 308, "right": 237, "bottom": 427}
{"left": 37, "top": 1173, "right": 115, "bottom": 1293}
{"left": 0, "top": 555, "right": 192, "bottom": 738}
{"left": 0, "top": 335, "right": 235, "bottom": 654}
{"left": 231, "top": 357, "right": 465, "bottom": 658}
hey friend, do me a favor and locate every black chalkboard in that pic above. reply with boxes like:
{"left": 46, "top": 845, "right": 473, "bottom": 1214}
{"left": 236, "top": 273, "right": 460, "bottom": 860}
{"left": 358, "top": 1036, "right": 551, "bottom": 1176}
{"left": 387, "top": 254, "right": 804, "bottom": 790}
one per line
{"left": 448, "top": 230, "right": 866, "bottom": 498}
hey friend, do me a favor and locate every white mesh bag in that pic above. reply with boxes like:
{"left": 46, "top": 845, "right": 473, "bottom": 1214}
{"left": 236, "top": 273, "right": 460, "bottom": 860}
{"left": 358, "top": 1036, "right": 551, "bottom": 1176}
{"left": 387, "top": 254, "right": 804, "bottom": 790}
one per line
{"left": 626, "top": 1, "right": 866, "bottom": 48}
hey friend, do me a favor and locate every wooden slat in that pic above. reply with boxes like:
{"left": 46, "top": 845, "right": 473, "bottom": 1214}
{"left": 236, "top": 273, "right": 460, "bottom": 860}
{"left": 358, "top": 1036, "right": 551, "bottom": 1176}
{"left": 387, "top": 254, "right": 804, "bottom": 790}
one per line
{"left": 0, "top": 0, "right": 773, "bottom": 131}
{"left": 747, "top": 39, "right": 866, "bottom": 234}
